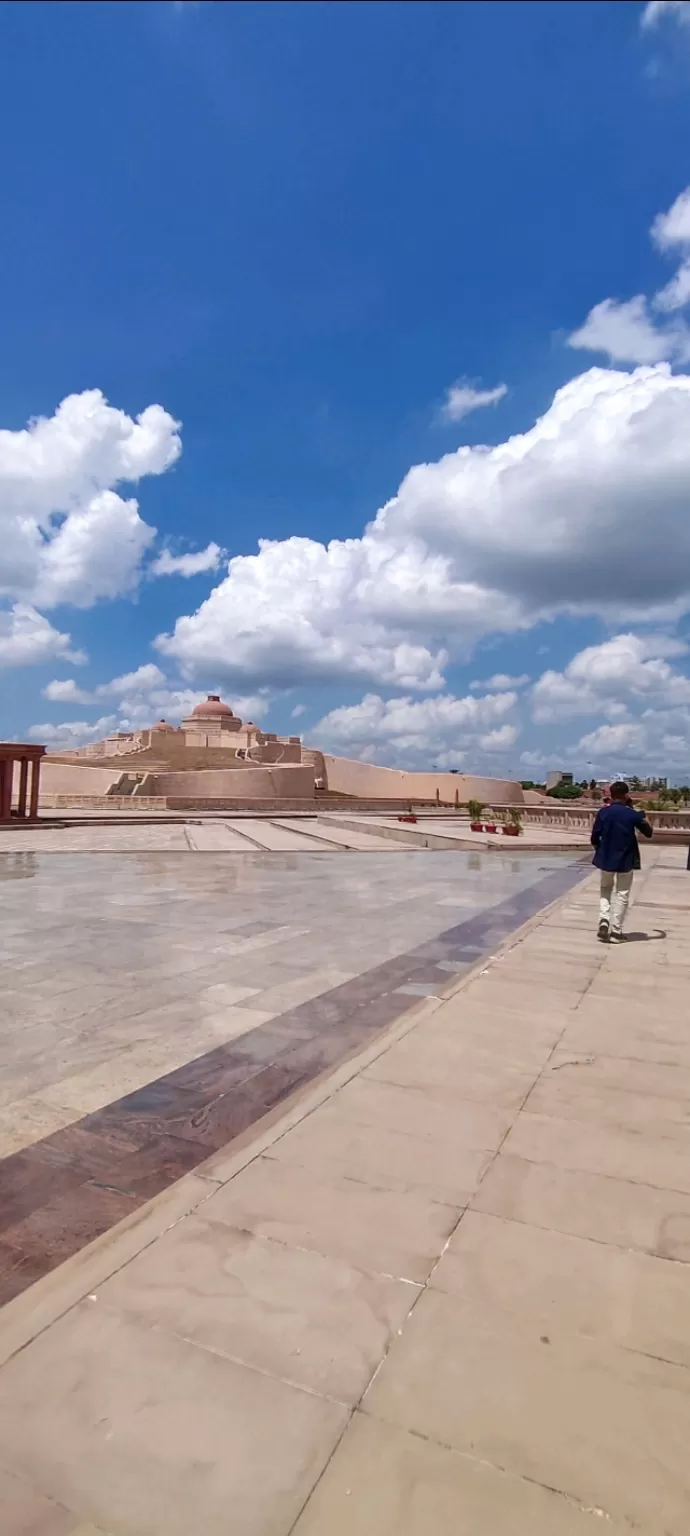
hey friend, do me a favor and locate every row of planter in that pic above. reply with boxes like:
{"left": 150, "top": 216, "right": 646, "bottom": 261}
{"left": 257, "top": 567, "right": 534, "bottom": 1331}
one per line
{"left": 470, "top": 821, "right": 521, "bottom": 836}
{"left": 395, "top": 808, "right": 524, "bottom": 835}
{"left": 468, "top": 802, "right": 523, "bottom": 836}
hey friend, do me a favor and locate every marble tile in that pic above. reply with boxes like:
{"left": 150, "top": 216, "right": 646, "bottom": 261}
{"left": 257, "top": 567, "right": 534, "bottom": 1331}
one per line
{"left": 238, "top": 967, "right": 355, "bottom": 1014}
{"left": 504, "top": 1110, "right": 690, "bottom": 1193}
{"left": 98, "top": 1217, "right": 419, "bottom": 1403}
{"left": 0, "top": 1302, "right": 349, "bottom": 1536}
{"left": 0, "top": 1095, "right": 78, "bottom": 1159}
{"left": 201, "top": 1154, "right": 462, "bottom": 1282}
{"left": 364, "top": 1289, "right": 690, "bottom": 1532}
{"left": 0, "top": 1463, "right": 76, "bottom": 1536}
{"left": 430, "top": 1210, "right": 690, "bottom": 1368}
{"left": 473, "top": 1153, "right": 690, "bottom": 1259}
{"left": 331, "top": 1075, "right": 513, "bottom": 1151}
{"left": 265, "top": 1104, "right": 492, "bottom": 1203}
{"left": 0, "top": 849, "right": 586, "bottom": 1305}
{"left": 292, "top": 1413, "right": 621, "bottom": 1536}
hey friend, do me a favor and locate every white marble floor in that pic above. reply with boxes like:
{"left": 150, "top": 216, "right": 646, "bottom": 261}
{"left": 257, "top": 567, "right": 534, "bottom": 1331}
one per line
{"left": 0, "top": 849, "right": 572, "bottom": 1156}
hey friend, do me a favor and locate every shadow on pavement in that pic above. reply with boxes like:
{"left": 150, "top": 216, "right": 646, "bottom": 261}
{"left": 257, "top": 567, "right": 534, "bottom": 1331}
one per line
{"left": 620, "top": 929, "right": 667, "bottom": 942}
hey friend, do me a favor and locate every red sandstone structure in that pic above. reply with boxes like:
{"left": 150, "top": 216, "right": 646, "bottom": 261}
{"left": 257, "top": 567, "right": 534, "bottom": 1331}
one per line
{"left": 35, "top": 694, "right": 526, "bottom": 812}
{"left": 0, "top": 744, "right": 45, "bottom": 823}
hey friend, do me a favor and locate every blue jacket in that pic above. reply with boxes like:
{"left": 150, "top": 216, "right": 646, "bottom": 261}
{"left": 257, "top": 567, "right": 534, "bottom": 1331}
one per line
{"left": 591, "top": 803, "right": 652, "bottom": 873}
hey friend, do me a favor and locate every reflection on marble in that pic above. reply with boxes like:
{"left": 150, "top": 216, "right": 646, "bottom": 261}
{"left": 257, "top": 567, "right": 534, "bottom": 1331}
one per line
{"left": 0, "top": 850, "right": 587, "bottom": 1304}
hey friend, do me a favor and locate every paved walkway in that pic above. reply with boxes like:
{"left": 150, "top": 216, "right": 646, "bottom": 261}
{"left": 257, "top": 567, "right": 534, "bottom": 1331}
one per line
{"left": 0, "top": 847, "right": 689, "bottom": 1534}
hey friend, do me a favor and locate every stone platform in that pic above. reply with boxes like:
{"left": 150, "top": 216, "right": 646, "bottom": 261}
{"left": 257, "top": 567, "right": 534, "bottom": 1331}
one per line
{"left": 0, "top": 846, "right": 689, "bottom": 1533}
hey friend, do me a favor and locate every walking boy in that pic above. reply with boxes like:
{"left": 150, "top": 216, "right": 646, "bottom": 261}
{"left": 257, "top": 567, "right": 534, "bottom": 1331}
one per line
{"left": 591, "top": 782, "right": 653, "bottom": 943}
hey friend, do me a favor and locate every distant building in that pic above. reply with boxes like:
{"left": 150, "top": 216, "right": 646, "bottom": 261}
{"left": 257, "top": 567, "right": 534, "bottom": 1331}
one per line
{"left": 37, "top": 692, "right": 528, "bottom": 810}
{"left": 545, "top": 770, "right": 572, "bottom": 792}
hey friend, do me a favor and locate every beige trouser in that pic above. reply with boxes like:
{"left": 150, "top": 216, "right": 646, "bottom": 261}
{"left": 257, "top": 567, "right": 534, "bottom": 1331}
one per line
{"left": 599, "top": 870, "right": 634, "bottom": 933}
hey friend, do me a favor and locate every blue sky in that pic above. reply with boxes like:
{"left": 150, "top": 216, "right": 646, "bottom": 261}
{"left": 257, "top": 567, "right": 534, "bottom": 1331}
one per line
{"left": 2, "top": 0, "right": 690, "bottom": 779}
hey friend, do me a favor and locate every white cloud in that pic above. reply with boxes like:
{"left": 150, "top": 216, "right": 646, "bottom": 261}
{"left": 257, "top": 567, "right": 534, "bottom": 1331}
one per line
{"left": 157, "top": 533, "right": 452, "bottom": 690}
{"left": 39, "top": 663, "right": 271, "bottom": 740}
{"left": 313, "top": 689, "right": 517, "bottom": 768}
{"left": 28, "top": 715, "right": 118, "bottom": 747}
{"left": 43, "top": 663, "right": 166, "bottom": 706}
{"left": 532, "top": 633, "right": 690, "bottom": 723}
{"left": 470, "top": 673, "right": 530, "bottom": 692}
{"left": 520, "top": 750, "right": 556, "bottom": 770}
{"left": 0, "top": 390, "right": 180, "bottom": 615}
{"left": 291, "top": 704, "right": 306, "bottom": 718}
{"left": 652, "top": 187, "right": 690, "bottom": 251}
{"left": 42, "top": 679, "right": 91, "bottom": 704}
{"left": 150, "top": 543, "right": 223, "bottom": 578}
{"left": 575, "top": 721, "right": 649, "bottom": 760}
{"left": 479, "top": 724, "right": 518, "bottom": 751}
{"left": 33, "top": 492, "right": 157, "bottom": 610}
{"left": 159, "top": 364, "right": 690, "bottom": 692}
{"left": 100, "top": 664, "right": 167, "bottom": 697}
{"left": 549, "top": 633, "right": 690, "bottom": 771}
{"left": 568, "top": 297, "right": 682, "bottom": 366}
{"left": 0, "top": 605, "right": 86, "bottom": 670}
{"left": 569, "top": 188, "right": 690, "bottom": 364}
{"left": 641, "top": 0, "right": 690, "bottom": 27}
{"left": 440, "top": 381, "right": 507, "bottom": 423}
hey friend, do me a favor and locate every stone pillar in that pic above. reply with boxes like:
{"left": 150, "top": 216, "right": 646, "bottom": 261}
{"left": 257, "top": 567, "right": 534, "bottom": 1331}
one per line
{"left": 0, "top": 761, "right": 11, "bottom": 821}
{"left": 18, "top": 757, "right": 29, "bottom": 818}
{"left": 29, "top": 757, "right": 40, "bottom": 820}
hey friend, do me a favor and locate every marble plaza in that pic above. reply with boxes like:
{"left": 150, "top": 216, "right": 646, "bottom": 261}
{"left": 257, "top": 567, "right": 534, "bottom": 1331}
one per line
{"left": 0, "top": 846, "right": 580, "bottom": 1302}
{"left": 0, "top": 845, "right": 688, "bottom": 1536}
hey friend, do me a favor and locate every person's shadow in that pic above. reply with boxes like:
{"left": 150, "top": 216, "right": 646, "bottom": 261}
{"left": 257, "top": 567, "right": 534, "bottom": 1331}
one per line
{"left": 619, "top": 929, "right": 667, "bottom": 942}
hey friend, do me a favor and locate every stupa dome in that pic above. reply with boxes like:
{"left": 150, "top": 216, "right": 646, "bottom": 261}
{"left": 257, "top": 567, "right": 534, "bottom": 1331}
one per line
{"left": 190, "top": 694, "right": 235, "bottom": 719}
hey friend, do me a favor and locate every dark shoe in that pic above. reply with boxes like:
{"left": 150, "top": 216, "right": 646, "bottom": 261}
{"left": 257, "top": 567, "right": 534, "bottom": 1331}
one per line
{"left": 597, "top": 919, "right": 609, "bottom": 942}
{"left": 609, "top": 929, "right": 626, "bottom": 943}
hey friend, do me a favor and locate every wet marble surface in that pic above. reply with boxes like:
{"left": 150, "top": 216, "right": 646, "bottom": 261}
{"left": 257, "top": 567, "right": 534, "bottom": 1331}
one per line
{"left": 0, "top": 850, "right": 586, "bottom": 1304}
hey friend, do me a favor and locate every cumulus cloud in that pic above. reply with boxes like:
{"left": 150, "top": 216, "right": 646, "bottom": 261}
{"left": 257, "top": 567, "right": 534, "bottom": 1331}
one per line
{"left": 569, "top": 188, "right": 690, "bottom": 365}
{"left": 158, "top": 364, "right": 690, "bottom": 692}
{"left": 0, "top": 389, "right": 180, "bottom": 613}
{"left": 572, "top": 706, "right": 690, "bottom": 771}
{"left": 524, "top": 633, "right": 690, "bottom": 772}
{"left": 28, "top": 715, "right": 118, "bottom": 747}
{"left": 150, "top": 543, "right": 223, "bottom": 578}
{"left": 470, "top": 673, "right": 530, "bottom": 692}
{"left": 0, "top": 605, "right": 86, "bottom": 669}
{"left": 520, "top": 750, "right": 557, "bottom": 770}
{"left": 39, "top": 662, "right": 271, "bottom": 741}
{"left": 42, "top": 679, "right": 91, "bottom": 705}
{"left": 440, "top": 381, "right": 507, "bottom": 423}
{"left": 313, "top": 689, "right": 517, "bottom": 768}
{"left": 43, "top": 663, "right": 166, "bottom": 706}
{"left": 157, "top": 533, "right": 452, "bottom": 690}
{"left": 532, "top": 633, "right": 690, "bottom": 722}
{"left": 641, "top": 0, "right": 690, "bottom": 27}
{"left": 479, "top": 724, "right": 518, "bottom": 751}
{"left": 568, "top": 297, "right": 680, "bottom": 366}
{"left": 575, "top": 721, "right": 649, "bottom": 760}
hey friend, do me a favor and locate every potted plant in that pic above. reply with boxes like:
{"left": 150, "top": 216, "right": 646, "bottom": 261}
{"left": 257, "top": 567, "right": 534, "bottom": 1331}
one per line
{"left": 484, "top": 809, "right": 498, "bottom": 833}
{"left": 467, "top": 799, "right": 485, "bottom": 831}
{"left": 502, "top": 806, "right": 523, "bottom": 837}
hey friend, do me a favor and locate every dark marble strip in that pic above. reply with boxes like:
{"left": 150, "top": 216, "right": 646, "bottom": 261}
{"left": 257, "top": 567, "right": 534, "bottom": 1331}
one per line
{"left": 0, "top": 858, "right": 588, "bottom": 1306}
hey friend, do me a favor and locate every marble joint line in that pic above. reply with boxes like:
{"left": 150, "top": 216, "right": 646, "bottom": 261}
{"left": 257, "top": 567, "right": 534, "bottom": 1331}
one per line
{"left": 0, "top": 859, "right": 588, "bottom": 1308}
